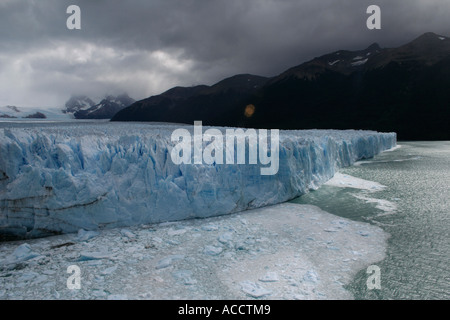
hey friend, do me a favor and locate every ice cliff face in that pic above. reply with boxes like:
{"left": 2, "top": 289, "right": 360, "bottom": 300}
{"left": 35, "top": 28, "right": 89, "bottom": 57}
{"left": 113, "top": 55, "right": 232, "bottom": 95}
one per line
{"left": 0, "top": 123, "right": 396, "bottom": 239}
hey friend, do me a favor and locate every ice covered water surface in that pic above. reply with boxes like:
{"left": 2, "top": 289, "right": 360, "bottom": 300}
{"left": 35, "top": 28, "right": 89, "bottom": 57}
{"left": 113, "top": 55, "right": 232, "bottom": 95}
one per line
{"left": 0, "top": 122, "right": 396, "bottom": 238}
{"left": 0, "top": 203, "right": 388, "bottom": 300}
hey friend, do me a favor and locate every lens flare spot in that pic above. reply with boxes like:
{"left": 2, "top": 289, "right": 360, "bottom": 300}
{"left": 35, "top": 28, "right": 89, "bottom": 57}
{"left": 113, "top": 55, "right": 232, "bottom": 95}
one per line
{"left": 244, "top": 104, "right": 256, "bottom": 118}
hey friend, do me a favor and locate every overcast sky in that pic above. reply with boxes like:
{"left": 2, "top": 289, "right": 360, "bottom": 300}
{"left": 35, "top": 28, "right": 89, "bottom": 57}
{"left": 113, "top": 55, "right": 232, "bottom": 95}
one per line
{"left": 0, "top": 0, "right": 449, "bottom": 108}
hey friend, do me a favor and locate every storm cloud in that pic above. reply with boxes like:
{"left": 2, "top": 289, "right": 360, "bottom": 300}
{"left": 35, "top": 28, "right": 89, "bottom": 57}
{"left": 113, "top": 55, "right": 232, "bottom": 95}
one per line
{"left": 0, "top": 0, "right": 449, "bottom": 107}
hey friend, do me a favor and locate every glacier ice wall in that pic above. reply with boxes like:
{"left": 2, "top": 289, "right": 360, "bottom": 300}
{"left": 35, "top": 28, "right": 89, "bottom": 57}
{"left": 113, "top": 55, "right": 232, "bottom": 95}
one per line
{"left": 0, "top": 123, "right": 396, "bottom": 239}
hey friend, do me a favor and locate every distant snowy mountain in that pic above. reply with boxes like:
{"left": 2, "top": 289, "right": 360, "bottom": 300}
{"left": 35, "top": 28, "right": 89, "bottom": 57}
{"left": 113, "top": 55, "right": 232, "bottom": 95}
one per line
{"left": 64, "top": 95, "right": 96, "bottom": 114}
{"left": 64, "top": 94, "right": 135, "bottom": 119}
{"left": 0, "top": 93, "right": 136, "bottom": 121}
{"left": 0, "top": 105, "right": 73, "bottom": 121}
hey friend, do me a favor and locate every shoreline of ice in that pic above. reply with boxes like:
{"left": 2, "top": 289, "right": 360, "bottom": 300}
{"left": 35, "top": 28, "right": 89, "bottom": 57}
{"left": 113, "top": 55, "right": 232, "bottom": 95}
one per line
{"left": 0, "top": 202, "right": 388, "bottom": 300}
{"left": 0, "top": 122, "right": 396, "bottom": 239}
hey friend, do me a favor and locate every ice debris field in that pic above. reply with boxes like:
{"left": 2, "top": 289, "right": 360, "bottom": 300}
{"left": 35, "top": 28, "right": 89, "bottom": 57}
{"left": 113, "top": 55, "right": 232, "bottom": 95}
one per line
{"left": 0, "top": 122, "right": 396, "bottom": 239}
{"left": 0, "top": 203, "right": 388, "bottom": 300}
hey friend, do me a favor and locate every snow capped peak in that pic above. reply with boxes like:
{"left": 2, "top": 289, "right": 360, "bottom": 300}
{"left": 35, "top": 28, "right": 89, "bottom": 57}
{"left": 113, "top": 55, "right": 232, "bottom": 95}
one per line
{"left": 102, "top": 93, "right": 135, "bottom": 107}
{"left": 64, "top": 95, "right": 96, "bottom": 114}
{"left": 6, "top": 105, "right": 21, "bottom": 113}
{"left": 351, "top": 58, "right": 368, "bottom": 67}
{"left": 72, "top": 93, "right": 135, "bottom": 119}
{"left": 328, "top": 60, "right": 340, "bottom": 66}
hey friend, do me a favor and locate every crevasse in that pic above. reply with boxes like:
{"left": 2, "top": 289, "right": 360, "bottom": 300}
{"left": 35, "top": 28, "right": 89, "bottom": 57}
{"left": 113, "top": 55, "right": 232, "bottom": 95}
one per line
{"left": 0, "top": 123, "right": 396, "bottom": 239}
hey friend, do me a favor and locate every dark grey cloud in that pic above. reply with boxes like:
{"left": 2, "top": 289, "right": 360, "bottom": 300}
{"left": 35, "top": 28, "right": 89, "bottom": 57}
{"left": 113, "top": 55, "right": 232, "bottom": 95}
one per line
{"left": 0, "top": 0, "right": 449, "bottom": 107}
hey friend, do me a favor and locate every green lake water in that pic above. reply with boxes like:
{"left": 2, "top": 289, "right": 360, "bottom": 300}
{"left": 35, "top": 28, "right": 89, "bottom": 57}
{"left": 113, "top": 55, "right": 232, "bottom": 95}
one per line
{"left": 291, "top": 141, "right": 450, "bottom": 299}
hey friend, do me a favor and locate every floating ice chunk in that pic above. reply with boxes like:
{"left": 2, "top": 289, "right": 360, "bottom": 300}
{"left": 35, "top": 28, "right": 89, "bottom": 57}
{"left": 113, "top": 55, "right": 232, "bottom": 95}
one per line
{"left": 172, "top": 269, "right": 197, "bottom": 285}
{"left": 218, "top": 232, "right": 233, "bottom": 244}
{"left": 152, "top": 236, "right": 163, "bottom": 243}
{"left": 120, "top": 229, "right": 135, "bottom": 239}
{"left": 384, "top": 145, "right": 402, "bottom": 152}
{"left": 77, "top": 251, "right": 112, "bottom": 261}
{"left": 234, "top": 242, "right": 248, "bottom": 251}
{"left": 33, "top": 275, "right": 48, "bottom": 284}
{"left": 167, "top": 228, "right": 186, "bottom": 236}
{"left": 18, "top": 271, "right": 39, "bottom": 282}
{"left": 11, "top": 244, "right": 39, "bottom": 262}
{"left": 303, "top": 270, "right": 320, "bottom": 283}
{"left": 166, "top": 239, "right": 179, "bottom": 246}
{"left": 358, "top": 230, "right": 370, "bottom": 237}
{"left": 101, "top": 266, "right": 118, "bottom": 275}
{"left": 77, "top": 229, "right": 100, "bottom": 242}
{"left": 325, "top": 172, "right": 386, "bottom": 191}
{"left": 259, "top": 272, "right": 279, "bottom": 282}
{"left": 156, "top": 258, "right": 172, "bottom": 269}
{"left": 107, "top": 294, "right": 128, "bottom": 300}
{"left": 240, "top": 281, "right": 272, "bottom": 298}
{"left": 52, "top": 290, "right": 60, "bottom": 299}
{"left": 352, "top": 194, "right": 397, "bottom": 213}
{"left": 201, "top": 224, "right": 219, "bottom": 231}
{"left": 92, "top": 290, "right": 108, "bottom": 298}
{"left": 42, "top": 269, "right": 56, "bottom": 275}
{"left": 203, "top": 245, "right": 223, "bottom": 256}
{"left": 156, "top": 254, "right": 185, "bottom": 269}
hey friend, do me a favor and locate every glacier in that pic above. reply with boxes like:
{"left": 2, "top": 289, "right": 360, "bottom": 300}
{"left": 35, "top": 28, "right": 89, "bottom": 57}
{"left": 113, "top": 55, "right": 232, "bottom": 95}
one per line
{"left": 0, "top": 122, "right": 396, "bottom": 239}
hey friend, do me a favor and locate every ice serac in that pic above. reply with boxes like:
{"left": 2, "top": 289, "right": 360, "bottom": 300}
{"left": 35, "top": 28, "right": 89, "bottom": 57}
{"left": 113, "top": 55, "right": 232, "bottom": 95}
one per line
{"left": 0, "top": 123, "right": 396, "bottom": 239}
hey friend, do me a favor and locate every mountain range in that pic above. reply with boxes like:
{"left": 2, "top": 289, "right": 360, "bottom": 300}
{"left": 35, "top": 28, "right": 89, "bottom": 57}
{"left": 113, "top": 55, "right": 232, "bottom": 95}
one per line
{"left": 112, "top": 32, "right": 450, "bottom": 140}
{"left": 0, "top": 105, "right": 65, "bottom": 120}
{"left": 65, "top": 94, "right": 135, "bottom": 119}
